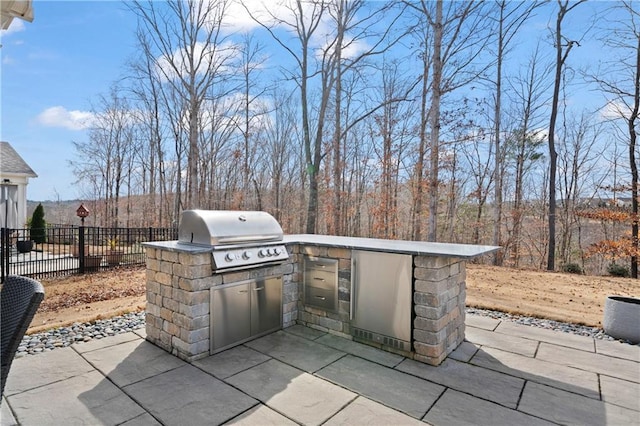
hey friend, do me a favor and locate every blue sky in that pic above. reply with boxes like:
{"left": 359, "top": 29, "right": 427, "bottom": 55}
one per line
{"left": 2, "top": 1, "right": 138, "bottom": 201}
{"left": 0, "top": 1, "right": 625, "bottom": 202}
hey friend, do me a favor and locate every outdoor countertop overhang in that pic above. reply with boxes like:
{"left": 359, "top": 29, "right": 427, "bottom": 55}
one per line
{"left": 144, "top": 235, "right": 499, "bottom": 259}
{"left": 284, "top": 234, "right": 500, "bottom": 259}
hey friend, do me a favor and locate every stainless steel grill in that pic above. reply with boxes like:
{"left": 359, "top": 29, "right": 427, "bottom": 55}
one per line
{"left": 178, "top": 210, "right": 289, "bottom": 271}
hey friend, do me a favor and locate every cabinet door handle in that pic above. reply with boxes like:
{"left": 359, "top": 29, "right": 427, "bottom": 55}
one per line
{"left": 238, "top": 289, "right": 248, "bottom": 294}
{"left": 314, "top": 296, "right": 326, "bottom": 300}
{"left": 350, "top": 257, "right": 356, "bottom": 320}
{"left": 253, "top": 287, "right": 264, "bottom": 291}
{"left": 313, "top": 277, "right": 325, "bottom": 281}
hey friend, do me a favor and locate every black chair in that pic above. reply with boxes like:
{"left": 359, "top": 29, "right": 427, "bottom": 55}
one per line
{"left": 1, "top": 275, "right": 45, "bottom": 397}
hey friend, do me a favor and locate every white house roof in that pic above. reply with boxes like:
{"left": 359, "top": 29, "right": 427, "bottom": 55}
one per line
{"left": 0, "top": 141, "right": 37, "bottom": 178}
{"left": 1, "top": 0, "right": 33, "bottom": 30}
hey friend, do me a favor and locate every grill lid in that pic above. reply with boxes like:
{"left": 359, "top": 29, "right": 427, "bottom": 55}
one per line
{"left": 178, "top": 210, "right": 284, "bottom": 247}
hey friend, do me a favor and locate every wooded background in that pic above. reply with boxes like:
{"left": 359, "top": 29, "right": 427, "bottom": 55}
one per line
{"left": 66, "top": 1, "right": 640, "bottom": 277}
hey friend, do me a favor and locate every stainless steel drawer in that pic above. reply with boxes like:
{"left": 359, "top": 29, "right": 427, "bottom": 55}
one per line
{"left": 305, "top": 257, "right": 337, "bottom": 271}
{"left": 305, "top": 285, "right": 336, "bottom": 311}
{"left": 305, "top": 269, "right": 335, "bottom": 290}
{"left": 304, "top": 256, "right": 338, "bottom": 312}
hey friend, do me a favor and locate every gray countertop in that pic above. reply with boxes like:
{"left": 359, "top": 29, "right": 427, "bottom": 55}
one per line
{"left": 284, "top": 234, "right": 499, "bottom": 259}
{"left": 145, "top": 235, "right": 500, "bottom": 259}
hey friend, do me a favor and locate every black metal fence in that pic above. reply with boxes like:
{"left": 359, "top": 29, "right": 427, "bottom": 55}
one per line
{"left": 0, "top": 225, "right": 177, "bottom": 282}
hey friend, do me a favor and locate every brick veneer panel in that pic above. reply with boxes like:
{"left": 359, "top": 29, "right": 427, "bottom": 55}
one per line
{"left": 413, "top": 256, "right": 466, "bottom": 365}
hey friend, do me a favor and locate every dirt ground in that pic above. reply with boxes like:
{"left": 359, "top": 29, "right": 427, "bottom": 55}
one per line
{"left": 27, "top": 264, "right": 639, "bottom": 334}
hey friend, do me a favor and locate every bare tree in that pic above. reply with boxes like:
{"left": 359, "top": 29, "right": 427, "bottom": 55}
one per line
{"left": 547, "top": 0, "right": 586, "bottom": 271}
{"left": 71, "top": 86, "right": 135, "bottom": 227}
{"left": 245, "top": 0, "right": 405, "bottom": 233}
{"left": 407, "top": 0, "right": 491, "bottom": 241}
{"left": 487, "top": 0, "right": 541, "bottom": 263}
{"left": 505, "top": 44, "right": 551, "bottom": 266}
{"left": 588, "top": 0, "right": 640, "bottom": 277}
{"left": 130, "top": 0, "right": 234, "bottom": 209}
{"left": 557, "top": 111, "right": 603, "bottom": 266}
{"left": 369, "top": 60, "right": 414, "bottom": 239}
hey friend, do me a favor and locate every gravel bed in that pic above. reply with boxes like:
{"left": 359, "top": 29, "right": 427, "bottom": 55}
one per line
{"left": 16, "top": 311, "right": 146, "bottom": 357}
{"left": 15, "top": 307, "right": 635, "bottom": 357}
{"left": 465, "top": 307, "right": 617, "bottom": 341}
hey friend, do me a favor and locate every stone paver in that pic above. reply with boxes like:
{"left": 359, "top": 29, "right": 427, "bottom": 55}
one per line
{"left": 316, "top": 354, "right": 444, "bottom": 419}
{"left": 324, "top": 396, "right": 424, "bottom": 426}
{"left": 0, "top": 397, "right": 17, "bottom": 426}
{"left": 396, "top": 357, "right": 524, "bottom": 408}
{"left": 470, "top": 346, "right": 600, "bottom": 399}
{"left": 81, "top": 339, "right": 186, "bottom": 387}
{"left": 536, "top": 342, "right": 640, "bottom": 382}
{"left": 72, "top": 331, "right": 141, "bottom": 354}
{"left": 121, "top": 413, "right": 162, "bottom": 426}
{"left": 245, "top": 330, "right": 346, "bottom": 372}
{"left": 7, "top": 370, "right": 145, "bottom": 425}
{"left": 595, "top": 339, "right": 640, "bottom": 362}
{"left": 519, "top": 381, "right": 639, "bottom": 425}
{"left": 423, "top": 389, "right": 553, "bottom": 426}
{"left": 226, "top": 404, "right": 298, "bottom": 425}
{"left": 494, "top": 321, "right": 595, "bottom": 352}
{"left": 124, "top": 364, "right": 257, "bottom": 426}
{"left": 600, "top": 374, "right": 640, "bottom": 411}
{"left": 465, "top": 314, "right": 501, "bottom": 331}
{"left": 133, "top": 327, "right": 147, "bottom": 339}
{"left": 3, "top": 322, "right": 637, "bottom": 426}
{"left": 315, "top": 333, "right": 405, "bottom": 368}
{"left": 226, "top": 359, "right": 356, "bottom": 426}
{"left": 447, "top": 341, "right": 479, "bottom": 362}
{"left": 3, "top": 347, "right": 94, "bottom": 395}
{"left": 465, "top": 325, "right": 539, "bottom": 357}
{"left": 193, "top": 345, "right": 270, "bottom": 379}
{"left": 284, "top": 324, "right": 326, "bottom": 340}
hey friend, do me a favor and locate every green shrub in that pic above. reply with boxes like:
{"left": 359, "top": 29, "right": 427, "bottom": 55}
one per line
{"left": 562, "top": 263, "right": 583, "bottom": 274}
{"left": 30, "top": 203, "right": 47, "bottom": 244}
{"left": 607, "top": 262, "right": 629, "bottom": 278}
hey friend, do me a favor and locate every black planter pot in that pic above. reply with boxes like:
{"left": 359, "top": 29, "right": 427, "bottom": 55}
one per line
{"left": 16, "top": 240, "right": 34, "bottom": 253}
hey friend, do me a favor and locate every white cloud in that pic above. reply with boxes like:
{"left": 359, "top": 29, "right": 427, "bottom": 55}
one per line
{"left": 223, "top": 0, "right": 301, "bottom": 33}
{"left": 1, "top": 18, "right": 25, "bottom": 36}
{"left": 155, "top": 40, "right": 238, "bottom": 82}
{"left": 600, "top": 100, "right": 631, "bottom": 121}
{"left": 2, "top": 55, "right": 15, "bottom": 65}
{"left": 36, "top": 106, "right": 96, "bottom": 130}
{"left": 317, "top": 36, "right": 370, "bottom": 61}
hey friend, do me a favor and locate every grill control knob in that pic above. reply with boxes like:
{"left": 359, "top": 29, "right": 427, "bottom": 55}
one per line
{"left": 243, "top": 251, "right": 252, "bottom": 260}
{"left": 273, "top": 247, "right": 281, "bottom": 255}
{"left": 225, "top": 253, "right": 237, "bottom": 262}
{"left": 258, "top": 249, "right": 267, "bottom": 258}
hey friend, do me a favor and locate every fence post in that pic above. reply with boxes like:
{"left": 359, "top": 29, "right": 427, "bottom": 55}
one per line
{"left": 79, "top": 226, "right": 85, "bottom": 273}
{"left": 1, "top": 228, "right": 8, "bottom": 283}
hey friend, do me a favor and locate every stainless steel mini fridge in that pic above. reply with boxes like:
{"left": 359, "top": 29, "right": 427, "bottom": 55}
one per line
{"left": 350, "top": 250, "right": 412, "bottom": 351}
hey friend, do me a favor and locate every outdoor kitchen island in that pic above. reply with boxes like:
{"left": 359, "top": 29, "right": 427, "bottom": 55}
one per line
{"left": 144, "top": 223, "right": 498, "bottom": 366}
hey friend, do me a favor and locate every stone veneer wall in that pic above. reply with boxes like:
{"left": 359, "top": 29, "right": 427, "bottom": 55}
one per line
{"left": 412, "top": 256, "right": 466, "bottom": 365}
{"left": 145, "top": 246, "right": 296, "bottom": 362}
{"left": 144, "top": 242, "right": 465, "bottom": 366}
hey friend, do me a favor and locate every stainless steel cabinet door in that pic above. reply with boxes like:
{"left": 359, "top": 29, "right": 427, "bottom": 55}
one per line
{"left": 211, "top": 283, "right": 251, "bottom": 351}
{"left": 251, "top": 276, "right": 282, "bottom": 335}
{"left": 351, "top": 250, "right": 412, "bottom": 343}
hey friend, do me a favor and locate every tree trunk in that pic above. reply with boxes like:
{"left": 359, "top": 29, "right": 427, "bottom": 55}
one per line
{"left": 629, "top": 33, "right": 640, "bottom": 278}
{"left": 427, "top": 0, "right": 443, "bottom": 242}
